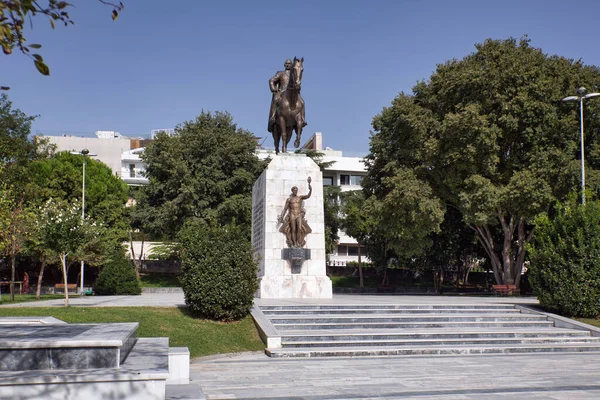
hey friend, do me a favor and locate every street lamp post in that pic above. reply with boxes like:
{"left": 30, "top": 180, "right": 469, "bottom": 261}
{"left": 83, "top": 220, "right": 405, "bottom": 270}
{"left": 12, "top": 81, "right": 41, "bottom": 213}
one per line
{"left": 562, "top": 87, "right": 600, "bottom": 205}
{"left": 71, "top": 149, "right": 96, "bottom": 295}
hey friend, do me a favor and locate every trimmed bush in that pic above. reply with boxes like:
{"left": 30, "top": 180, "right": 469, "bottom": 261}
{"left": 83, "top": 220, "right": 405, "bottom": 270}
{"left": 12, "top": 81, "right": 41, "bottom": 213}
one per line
{"left": 528, "top": 198, "right": 600, "bottom": 317}
{"left": 95, "top": 246, "right": 142, "bottom": 295}
{"left": 179, "top": 221, "right": 258, "bottom": 321}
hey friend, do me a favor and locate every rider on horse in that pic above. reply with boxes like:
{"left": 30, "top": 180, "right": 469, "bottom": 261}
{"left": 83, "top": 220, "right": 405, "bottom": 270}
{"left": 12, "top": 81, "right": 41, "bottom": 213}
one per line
{"left": 268, "top": 59, "right": 307, "bottom": 134}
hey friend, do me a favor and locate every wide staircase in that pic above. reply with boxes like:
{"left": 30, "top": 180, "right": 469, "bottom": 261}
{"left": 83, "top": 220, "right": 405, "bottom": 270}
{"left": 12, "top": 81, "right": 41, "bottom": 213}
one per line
{"left": 252, "top": 304, "right": 600, "bottom": 358}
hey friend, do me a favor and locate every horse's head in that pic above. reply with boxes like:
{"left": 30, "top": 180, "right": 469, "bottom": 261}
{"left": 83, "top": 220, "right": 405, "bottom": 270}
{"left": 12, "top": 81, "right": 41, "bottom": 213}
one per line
{"left": 292, "top": 57, "right": 304, "bottom": 89}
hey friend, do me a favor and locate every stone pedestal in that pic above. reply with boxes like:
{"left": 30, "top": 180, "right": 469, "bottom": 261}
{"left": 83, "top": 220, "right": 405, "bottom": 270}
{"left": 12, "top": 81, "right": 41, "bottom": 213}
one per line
{"left": 252, "top": 154, "right": 332, "bottom": 298}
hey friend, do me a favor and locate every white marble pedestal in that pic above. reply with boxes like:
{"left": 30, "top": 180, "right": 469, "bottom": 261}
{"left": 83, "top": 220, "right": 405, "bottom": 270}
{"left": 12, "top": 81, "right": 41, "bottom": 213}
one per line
{"left": 251, "top": 154, "right": 332, "bottom": 299}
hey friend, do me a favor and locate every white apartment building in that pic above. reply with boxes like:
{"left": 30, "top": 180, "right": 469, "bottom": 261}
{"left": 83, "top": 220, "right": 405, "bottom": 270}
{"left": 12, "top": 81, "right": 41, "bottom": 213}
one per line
{"left": 121, "top": 148, "right": 149, "bottom": 186}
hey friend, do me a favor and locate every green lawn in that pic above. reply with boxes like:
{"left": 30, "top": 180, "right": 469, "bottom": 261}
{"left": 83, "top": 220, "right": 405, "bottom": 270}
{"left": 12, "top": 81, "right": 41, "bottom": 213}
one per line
{"left": 0, "top": 307, "right": 264, "bottom": 358}
{"left": 574, "top": 318, "right": 600, "bottom": 328}
{"left": 0, "top": 294, "right": 78, "bottom": 304}
{"left": 139, "top": 273, "right": 181, "bottom": 288}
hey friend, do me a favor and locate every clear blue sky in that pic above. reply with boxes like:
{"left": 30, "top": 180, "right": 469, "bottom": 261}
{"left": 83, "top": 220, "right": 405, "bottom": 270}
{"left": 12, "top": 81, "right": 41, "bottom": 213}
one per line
{"left": 4, "top": 0, "right": 600, "bottom": 156}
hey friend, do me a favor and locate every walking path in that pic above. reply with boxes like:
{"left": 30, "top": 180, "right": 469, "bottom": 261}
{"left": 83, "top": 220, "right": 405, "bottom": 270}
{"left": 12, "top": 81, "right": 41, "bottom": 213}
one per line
{"left": 3, "top": 292, "right": 600, "bottom": 399}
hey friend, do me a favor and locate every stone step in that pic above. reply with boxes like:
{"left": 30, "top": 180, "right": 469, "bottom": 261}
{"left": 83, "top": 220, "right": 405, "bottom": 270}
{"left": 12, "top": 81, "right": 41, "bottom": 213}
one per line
{"left": 281, "top": 336, "right": 600, "bottom": 348}
{"left": 0, "top": 321, "right": 138, "bottom": 371}
{"left": 279, "top": 328, "right": 592, "bottom": 342}
{"left": 269, "top": 314, "right": 548, "bottom": 324}
{"left": 259, "top": 304, "right": 517, "bottom": 310}
{"left": 262, "top": 308, "right": 523, "bottom": 315}
{"left": 274, "top": 320, "right": 555, "bottom": 330}
{"left": 266, "top": 343, "right": 600, "bottom": 358}
{"left": 0, "top": 337, "right": 170, "bottom": 399}
{"left": 166, "top": 383, "right": 205, "bottom": 400}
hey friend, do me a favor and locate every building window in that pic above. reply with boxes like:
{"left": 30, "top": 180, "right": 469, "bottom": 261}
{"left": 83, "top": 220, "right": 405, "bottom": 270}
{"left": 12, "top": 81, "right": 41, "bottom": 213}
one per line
{"left": 350, "top": 175, "right": 363, "bottom": 185}
{"left": 348, "top": 246, "right": 359, "bottom": 256}
{"left": 129, "top": 164, "right": 136, "bottom": 178}
{"left": 340, "top": 175, "right": 350, "bottom": 185}
{"left": 337, "top": 245, "right": 347, "bottom": 256}
{"left": 323, "top": 176, "right": 334, "bottom": 186}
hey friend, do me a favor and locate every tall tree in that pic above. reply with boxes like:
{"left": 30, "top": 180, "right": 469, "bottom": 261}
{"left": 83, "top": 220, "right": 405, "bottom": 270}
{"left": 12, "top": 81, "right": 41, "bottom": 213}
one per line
{"left": 0, "top": 93, "right": 53, "bottom": 189}
{"left": 28, "top": 151, "right": 129, "bottom": 241}
{"left": 0, "top": 195, "right": 34, "bottom": 301}
{"left": 37, "top": 198, "right": 99, "bottom": 306}
{"left": 365, "top": 37, "right": 600, "bottom": 287}
{"left": 134, "top": 111, "right": 266, "bottom": 239}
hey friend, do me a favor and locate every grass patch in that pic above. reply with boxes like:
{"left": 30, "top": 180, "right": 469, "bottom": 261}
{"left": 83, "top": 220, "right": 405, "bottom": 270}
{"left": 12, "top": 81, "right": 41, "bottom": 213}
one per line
{"left": 0, "top": 307, "right": 264, "bottom": 358}
{"left": 575, "top": 318, "right": 600, "bottom": 328}
{"left": 0, "top": 294, "right": 79, "bottom": 304}
{"left": 139, "top": 273, "right": 181, "bottom": 288}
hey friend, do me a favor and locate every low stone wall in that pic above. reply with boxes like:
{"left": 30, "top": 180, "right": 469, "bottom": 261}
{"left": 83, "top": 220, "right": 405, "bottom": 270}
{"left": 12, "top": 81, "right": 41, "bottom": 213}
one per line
{"left": 140, "top": 260, "right": 181, "bottom": 274}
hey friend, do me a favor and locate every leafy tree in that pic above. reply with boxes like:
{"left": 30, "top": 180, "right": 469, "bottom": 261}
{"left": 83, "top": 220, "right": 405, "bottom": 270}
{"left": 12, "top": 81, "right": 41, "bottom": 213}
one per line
{"left": 179, "top": 220, "right": 258, "bottom": 321}
{"left": 528, "top": 197, "right": 600, "bottom": 317}
{"left": 407, "top": 206, "right": 480, "bottom": 294}
{"left": 37, "top": 198, "right": 99, "bottom": 306}
{"left": 27, "top": 151, "right": 129, "bottom": 243}
{"left": 1, "top": 0, "right": 123, "bottom": 88}
{"left": 134, "top": 111, "right": 266, "bottom": 240}
{"left": 0, "top": 194, "right": 34, "bottom": 300}
{"left": 0, "top": 93, "right": 53, "bottom": 190}
{"left": 365, "top": 37, "right": 600, "bottom": 287}
{"left": 323, "top": 185, "right": 341, "bottom": 260}
{"left": 340, "top": 190, "right": 393, "bottom": 285}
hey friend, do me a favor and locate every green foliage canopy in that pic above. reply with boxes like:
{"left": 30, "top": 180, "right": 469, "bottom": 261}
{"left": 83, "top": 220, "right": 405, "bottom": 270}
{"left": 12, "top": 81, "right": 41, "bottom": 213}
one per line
{"left": 28, "top": 151, "right": 129, "bottom": 241}
{"left": 365, "top": 37, "right": 600, "bottom": 286}
{"left": 135, "top": 111, "right": 266, "bottom": 239}
{"left": 528, "top": 198, "right": 600, "bottom": 317}
{"left": 179, "top": 220, "right": 258, "bottom": 321}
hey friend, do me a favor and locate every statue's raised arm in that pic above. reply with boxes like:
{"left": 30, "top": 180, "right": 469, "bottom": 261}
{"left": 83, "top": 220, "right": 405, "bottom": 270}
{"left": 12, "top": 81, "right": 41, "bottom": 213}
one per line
{"left": 301, "top": 177, "right": 312, "bottom": 200}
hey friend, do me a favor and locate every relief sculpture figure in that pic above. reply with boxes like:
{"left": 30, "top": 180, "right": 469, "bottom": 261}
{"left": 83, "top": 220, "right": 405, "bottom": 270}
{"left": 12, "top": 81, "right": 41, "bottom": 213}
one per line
{"left": 278, "top": 177, "right": 312, "bottom": 247}
{"left": 268, "top": 57, "right": 306, "bottom": 154}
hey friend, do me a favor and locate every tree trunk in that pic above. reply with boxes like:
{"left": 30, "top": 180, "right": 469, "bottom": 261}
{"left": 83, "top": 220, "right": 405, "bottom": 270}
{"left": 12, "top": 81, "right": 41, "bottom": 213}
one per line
{"left": 10, "top": 229, "right": 15, "bottom": 302}
{"left": 473, "top": 225, "right": 503, "bottom": 284}
{"left": 433, "top": 269, "right": 443, "bottom": 294}
{"left": 129, "top": 231, "right": 142, "bottom": 279}
{"left": 61, "top": 253, "right": 69, "bottom": 307}
{"left": 473, "top": 213, "right": 535, "bottom": 287}
{"left": 35, "top": 254, "right": 47, "bottom": 300}
{"left": 357, "top": 246, "right": 364, "bottom": 288}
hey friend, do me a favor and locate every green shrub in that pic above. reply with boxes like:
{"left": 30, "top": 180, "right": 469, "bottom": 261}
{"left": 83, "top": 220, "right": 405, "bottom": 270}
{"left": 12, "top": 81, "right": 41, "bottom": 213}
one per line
{"left": 179, "top": 221, "right": 258, "bottom": 321}
{"left": 95, "top": 246, "right": 142, "bottom": 295}
{"left": 528, "top": 198, "right": 600, "bottom": 317}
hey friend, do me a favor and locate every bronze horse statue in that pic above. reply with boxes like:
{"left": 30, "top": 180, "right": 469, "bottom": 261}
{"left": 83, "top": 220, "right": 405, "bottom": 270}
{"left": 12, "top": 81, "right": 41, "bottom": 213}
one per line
{"left": 273, "top": 57, "right": 305, "bottom": 154}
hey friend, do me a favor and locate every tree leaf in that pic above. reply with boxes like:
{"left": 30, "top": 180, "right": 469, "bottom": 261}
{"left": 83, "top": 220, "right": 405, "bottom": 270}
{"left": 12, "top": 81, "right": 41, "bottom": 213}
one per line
{"left": 0, "top": 86, "right": 10, "bottom": 91}
{"left": 112, "top": 10, "right": 118, "bottom": 21}
{"left": 34, "top": 60, "right": 50, "bottom": 76}
{"left": 32, "top": 54, "right": 43, "bottom": 62}
{"left": 50, "top": 19, "right": 55, "bottom": 29}
{"left": 29, "top": 44, "right": 42, "bottom": 49}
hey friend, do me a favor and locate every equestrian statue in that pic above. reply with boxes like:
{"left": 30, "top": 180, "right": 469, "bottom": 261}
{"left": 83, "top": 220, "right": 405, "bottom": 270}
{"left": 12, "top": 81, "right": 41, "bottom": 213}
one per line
{"left": 268, "top": 57, "right": 306, "bottom": 154}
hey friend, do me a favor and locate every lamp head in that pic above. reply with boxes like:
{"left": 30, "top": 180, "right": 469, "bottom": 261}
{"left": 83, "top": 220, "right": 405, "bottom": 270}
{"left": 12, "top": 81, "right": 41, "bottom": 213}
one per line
{"left": 81, "top": 149, "right": 90, "bottom": 155}
{"left": 577, "top": 87, "right": 587, "bottom": 96}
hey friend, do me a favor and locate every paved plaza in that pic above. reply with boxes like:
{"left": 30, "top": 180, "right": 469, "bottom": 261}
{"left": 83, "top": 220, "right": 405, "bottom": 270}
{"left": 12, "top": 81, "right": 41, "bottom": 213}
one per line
{"left": 3, "top": 293, "right": 600, "bottom": 399}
